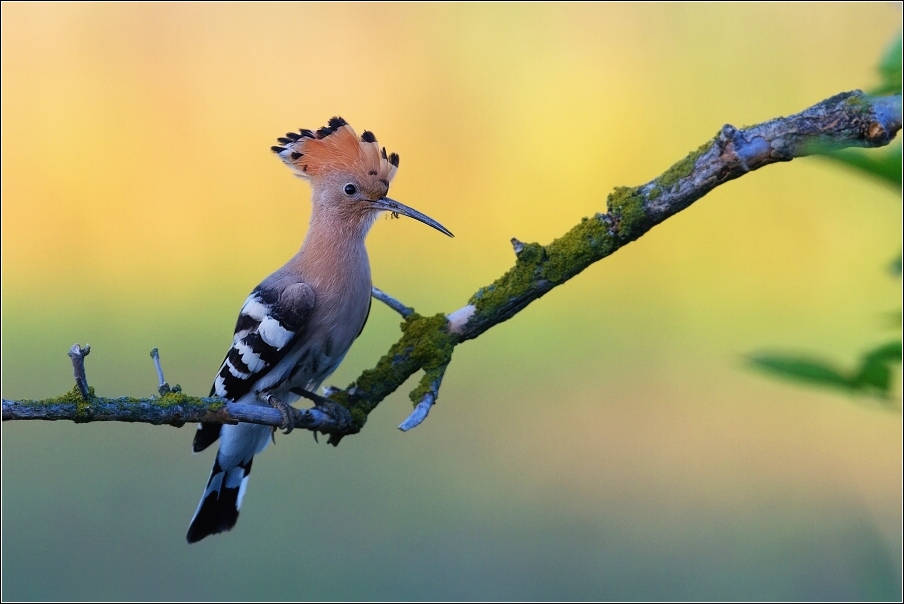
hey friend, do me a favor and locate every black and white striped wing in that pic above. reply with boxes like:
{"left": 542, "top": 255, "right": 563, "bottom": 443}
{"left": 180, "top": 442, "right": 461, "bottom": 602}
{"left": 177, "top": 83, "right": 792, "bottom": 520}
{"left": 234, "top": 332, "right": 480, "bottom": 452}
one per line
{"left": 192, "top": 276, "right": 315, "bottom": 452}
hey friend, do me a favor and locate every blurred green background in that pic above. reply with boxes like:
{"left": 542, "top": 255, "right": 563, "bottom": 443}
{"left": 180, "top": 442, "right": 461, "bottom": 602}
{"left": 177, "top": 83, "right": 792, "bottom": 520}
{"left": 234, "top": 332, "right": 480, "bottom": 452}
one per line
{"left": 2, "top": 4, "right": 901, "bottom": 601}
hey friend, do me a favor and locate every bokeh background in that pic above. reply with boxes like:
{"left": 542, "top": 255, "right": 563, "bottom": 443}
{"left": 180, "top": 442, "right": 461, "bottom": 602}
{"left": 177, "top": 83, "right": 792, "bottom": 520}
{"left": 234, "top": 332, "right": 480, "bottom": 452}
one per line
{"left": 2, "top": 4, "right": 901, "bottom": 601}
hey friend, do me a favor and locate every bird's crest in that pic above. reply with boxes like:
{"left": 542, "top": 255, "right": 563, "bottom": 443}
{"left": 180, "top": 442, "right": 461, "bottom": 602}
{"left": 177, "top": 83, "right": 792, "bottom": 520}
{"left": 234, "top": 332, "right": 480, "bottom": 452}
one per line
{"left": 271, "top": 117, "right": 399, "bottom": 184}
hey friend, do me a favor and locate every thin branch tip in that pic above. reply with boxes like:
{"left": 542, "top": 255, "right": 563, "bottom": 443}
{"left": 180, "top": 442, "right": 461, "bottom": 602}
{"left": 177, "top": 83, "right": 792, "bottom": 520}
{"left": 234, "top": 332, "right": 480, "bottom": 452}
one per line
{"left": 67, "top": 343, "right": 91, "bottom": 400}
{"left": 511, "top": 237, "right": 526, "bottom": 255}
{"left": 399, "top": 363, "right": 449, "bottom": 432}
{"left": 150, "top": 347, "right": 171, "bottom": 395}
{"left": 371, "top": 286, "right": 415, "bottom": 318}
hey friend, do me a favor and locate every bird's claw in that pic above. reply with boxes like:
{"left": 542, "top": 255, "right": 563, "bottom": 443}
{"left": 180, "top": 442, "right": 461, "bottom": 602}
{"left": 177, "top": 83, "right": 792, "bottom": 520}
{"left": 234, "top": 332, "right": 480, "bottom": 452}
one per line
{"left": 314, "top": 398, "right": 352, "bottom": 426}
{"left": 264, "top": 394, "right": 294, "bottom": 435}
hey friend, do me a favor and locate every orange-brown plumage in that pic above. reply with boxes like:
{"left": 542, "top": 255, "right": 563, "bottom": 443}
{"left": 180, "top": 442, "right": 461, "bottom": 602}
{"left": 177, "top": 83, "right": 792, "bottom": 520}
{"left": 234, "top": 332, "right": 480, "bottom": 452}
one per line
{"left": 272, "top": 116, "right": 398, "bottom": 187}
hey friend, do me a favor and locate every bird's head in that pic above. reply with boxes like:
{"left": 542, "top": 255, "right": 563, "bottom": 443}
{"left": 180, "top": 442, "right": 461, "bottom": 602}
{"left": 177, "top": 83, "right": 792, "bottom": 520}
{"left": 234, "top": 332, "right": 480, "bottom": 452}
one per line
{"left": 271, "top": 117, "right": 452, "bottom": 238}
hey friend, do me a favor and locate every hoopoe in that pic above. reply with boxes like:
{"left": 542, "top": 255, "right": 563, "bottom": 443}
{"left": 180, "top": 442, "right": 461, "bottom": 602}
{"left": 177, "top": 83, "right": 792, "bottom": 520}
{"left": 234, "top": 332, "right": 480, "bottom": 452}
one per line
{"left": 187, "top": 117, "right": 452, "bottom": 543}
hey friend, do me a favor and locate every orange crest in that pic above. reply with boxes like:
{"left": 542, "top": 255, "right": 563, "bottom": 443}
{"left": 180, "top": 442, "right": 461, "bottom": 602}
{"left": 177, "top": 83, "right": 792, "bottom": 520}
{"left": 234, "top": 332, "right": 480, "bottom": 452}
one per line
{"left": 271, "top": 117, "right": 399, "bottom": 185}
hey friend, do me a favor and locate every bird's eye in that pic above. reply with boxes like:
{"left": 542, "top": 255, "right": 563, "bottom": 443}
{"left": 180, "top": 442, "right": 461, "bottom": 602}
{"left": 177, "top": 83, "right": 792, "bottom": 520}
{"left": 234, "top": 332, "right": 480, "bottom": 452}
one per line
{"left": 343, "top": 184, "right": 357, "bottom": 196}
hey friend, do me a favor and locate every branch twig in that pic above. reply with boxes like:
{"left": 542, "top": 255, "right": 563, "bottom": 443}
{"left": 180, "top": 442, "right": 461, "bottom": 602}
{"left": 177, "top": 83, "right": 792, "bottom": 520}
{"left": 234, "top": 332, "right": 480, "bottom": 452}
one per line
{"left": 399, "top": 362, "right": 448, "bottom": 432}
{"left": 67, "top": 344, "right": 91, "bottom": 400}
{"left": 4, "top": 90, "right": 900, "bottom": 439}
{"left": 150, "top": 348, "right": 175, "bottom": 396}
{"left": 371, "top": 286, "right": 415, "bottom": 318}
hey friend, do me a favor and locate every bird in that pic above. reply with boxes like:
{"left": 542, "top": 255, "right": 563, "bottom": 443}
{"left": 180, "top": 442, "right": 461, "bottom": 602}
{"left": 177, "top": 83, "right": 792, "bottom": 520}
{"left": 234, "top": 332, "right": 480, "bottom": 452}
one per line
{"left": 186, "top": 116, "right": 453, "bottom": 543}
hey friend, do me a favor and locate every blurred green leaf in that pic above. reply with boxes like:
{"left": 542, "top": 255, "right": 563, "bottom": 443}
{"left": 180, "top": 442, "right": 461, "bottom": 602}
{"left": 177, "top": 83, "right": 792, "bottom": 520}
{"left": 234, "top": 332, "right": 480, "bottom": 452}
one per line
{"left": 748, "top": 354, "right": 854, "bottom": 389}
{"left": 871, "top": 30, "right": 902, "bottom": 95}
{"left": 861, "top": 340, "right": 903, "bottom": 364}
{"left": 854, "top": 357, "right": 892, "bottom": 392}
{"left": 818, "top": 144, "right": 902, "bottom": 188}
{"left": 748, "top": 341, "right": 901, "bottom": 400}
{"left": 890, "top": 254, "right": 902, "bottom": 277}
{"left": 854, "top": 341, "right": 901, "bottom": 394}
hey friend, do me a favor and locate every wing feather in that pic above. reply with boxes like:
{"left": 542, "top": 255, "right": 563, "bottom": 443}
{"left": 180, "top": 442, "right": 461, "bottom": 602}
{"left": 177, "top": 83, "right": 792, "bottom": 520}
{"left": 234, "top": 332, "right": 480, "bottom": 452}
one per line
{"left": 193, "top": 274, "right": 315, "bottom": 452}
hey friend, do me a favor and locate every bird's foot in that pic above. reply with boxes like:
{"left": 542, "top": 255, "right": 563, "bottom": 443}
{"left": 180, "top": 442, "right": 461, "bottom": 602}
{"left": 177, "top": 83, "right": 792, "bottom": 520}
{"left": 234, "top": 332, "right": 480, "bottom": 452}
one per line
{"left": 307, "top": 393, "right": 351, "bottom": 428}
{"left": 263, "top": 394, "right": 294, "bottom": 436}
{"left": 289, "top": 387, "right": 354, "bottom": 444}
{"left": 314, "top": 397, "right": 353, "bottom": 446}
{"left": 289, "top": 387, "right": 351, "bottom": 425}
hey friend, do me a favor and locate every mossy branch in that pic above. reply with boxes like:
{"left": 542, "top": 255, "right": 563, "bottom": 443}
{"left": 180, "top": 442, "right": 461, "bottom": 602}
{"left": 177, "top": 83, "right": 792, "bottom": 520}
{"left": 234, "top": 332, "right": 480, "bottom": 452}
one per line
{"left": 455, "top": 91, "right": 902, "bottom": 341}
{"left": 3, "top": 90, "right": 900, "bottom": 442}
{"left": 3, "top": 388, "right": 230, "bottom": 426}
{"left": 2, "top": 387, "right": 354, "bottom": 436}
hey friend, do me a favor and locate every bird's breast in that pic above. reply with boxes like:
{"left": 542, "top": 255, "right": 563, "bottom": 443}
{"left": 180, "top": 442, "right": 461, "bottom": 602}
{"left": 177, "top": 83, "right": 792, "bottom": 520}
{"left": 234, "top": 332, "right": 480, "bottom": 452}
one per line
{"left": 286, "top": 267, "right": 372, "bottom": 392}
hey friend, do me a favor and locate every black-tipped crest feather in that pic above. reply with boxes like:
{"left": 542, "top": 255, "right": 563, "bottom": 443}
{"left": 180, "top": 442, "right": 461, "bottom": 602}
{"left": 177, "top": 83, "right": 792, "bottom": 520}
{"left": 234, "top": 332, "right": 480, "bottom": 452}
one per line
{"left": 273, "top": 118, "right": 400, "bottom": 185}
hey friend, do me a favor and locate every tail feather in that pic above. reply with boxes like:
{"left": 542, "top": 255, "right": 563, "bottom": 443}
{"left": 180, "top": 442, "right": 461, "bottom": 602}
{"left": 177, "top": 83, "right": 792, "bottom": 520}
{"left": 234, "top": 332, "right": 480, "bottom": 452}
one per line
{"left": 192, "top": 422, "right": 221, "bottom": 453}
{"left": 186, "top": 457, "right": 253, "bottom": 543}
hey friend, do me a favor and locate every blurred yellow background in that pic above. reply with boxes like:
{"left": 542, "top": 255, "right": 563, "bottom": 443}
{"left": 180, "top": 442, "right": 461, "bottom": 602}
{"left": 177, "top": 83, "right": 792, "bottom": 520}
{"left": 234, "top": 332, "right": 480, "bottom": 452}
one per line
{"left": 2, "top": 3, "right": 901, "bottom": 600}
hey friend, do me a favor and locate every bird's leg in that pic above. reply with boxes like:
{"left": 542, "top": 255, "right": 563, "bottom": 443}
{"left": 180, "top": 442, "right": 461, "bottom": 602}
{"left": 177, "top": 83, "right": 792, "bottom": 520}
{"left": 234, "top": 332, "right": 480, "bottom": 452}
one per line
{"left": 261, "top": 393, "right": 294, "bottom": 436}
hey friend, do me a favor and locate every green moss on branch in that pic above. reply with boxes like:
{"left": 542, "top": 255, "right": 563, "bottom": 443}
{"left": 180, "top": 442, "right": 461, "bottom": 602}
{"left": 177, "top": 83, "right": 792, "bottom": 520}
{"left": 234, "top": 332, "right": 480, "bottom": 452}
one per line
{"left": 542, "top": 216, "right": 617, "bottom": 283}
{"left": 657, "top": 140, "right": 713, "bottom": 189}
{"left": 337, "top": 312, "right": 455, "bottom": 429}
{"left": 6, "top": 389, "right": 226, "bottom": 425}
{"left": 606, "top": 186, "right": 647, "bottom": 239}
{"left": 469, "top": 242, "right": 545, "bottom": 315}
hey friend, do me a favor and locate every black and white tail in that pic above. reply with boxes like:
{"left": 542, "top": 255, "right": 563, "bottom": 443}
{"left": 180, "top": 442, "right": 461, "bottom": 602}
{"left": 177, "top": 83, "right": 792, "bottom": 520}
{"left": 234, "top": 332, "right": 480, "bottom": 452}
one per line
{"left": 186, "top": 456, "right": 253, "bottom": 543}
{"left": 187, "top": 421, "right": 271, "bottom": 543}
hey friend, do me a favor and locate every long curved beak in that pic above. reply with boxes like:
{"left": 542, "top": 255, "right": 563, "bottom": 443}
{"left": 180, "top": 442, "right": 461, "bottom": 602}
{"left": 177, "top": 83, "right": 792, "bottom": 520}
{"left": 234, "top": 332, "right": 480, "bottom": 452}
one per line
{"left": 369, "top": 197, "right": 454, "bottom": 237}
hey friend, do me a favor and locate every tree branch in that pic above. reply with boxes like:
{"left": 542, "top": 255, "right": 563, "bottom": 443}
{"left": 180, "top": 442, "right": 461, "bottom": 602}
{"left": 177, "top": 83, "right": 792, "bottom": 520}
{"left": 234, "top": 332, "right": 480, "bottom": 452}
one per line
{"left": 0, "top": 391, "right": 344, "bottom": 433}
{"left": 3, "top": 90, "right": 900, "bottom": 443}
{"left": 371, "top": 286, "right": 415, "bottom": 318}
